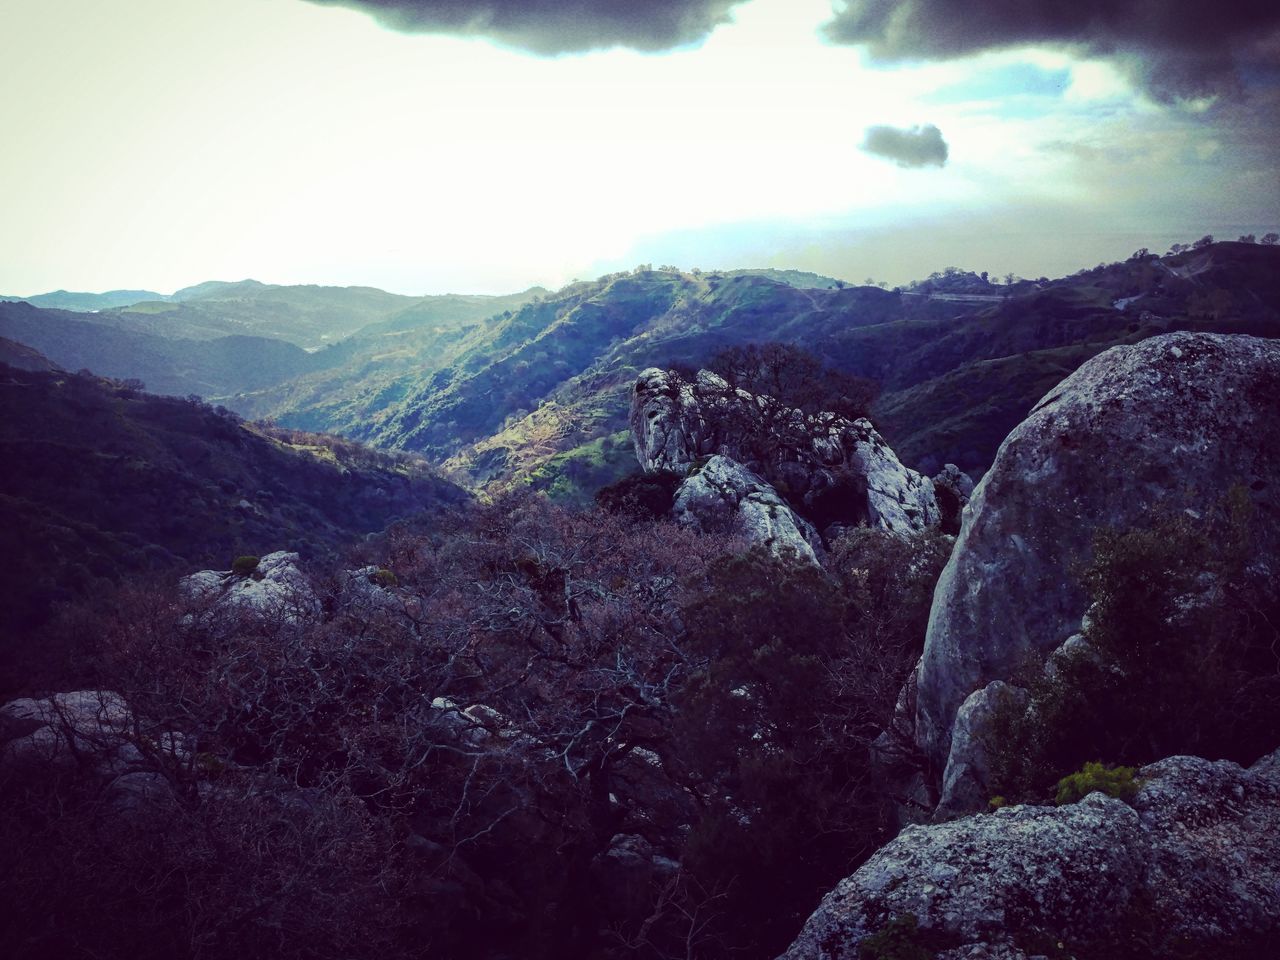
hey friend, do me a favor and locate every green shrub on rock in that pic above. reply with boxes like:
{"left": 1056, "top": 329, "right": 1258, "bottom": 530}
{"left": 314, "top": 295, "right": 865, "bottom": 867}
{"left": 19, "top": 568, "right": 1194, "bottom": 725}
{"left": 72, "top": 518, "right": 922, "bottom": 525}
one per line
{"left": 858, "top": 913, "right": 934, "bottom": 960}
{"left": 369, "top": 567, "right": 398, "bottom": 588}
{"left": 1055, "top": 762, "right": 1140, "bottom": 806}
{"left": 231, "top": 555, "right": 260, "bottom": 577}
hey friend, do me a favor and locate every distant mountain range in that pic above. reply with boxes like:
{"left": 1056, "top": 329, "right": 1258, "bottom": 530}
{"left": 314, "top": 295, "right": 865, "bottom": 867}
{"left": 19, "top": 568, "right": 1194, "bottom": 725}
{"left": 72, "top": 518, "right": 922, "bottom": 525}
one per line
{"left": 4, "top": 242, "right": 1278, "bottom": 504}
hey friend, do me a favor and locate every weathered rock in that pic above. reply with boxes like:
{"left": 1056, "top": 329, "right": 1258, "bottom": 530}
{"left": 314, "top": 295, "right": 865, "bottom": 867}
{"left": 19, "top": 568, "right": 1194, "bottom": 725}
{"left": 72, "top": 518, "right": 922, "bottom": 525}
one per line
{"left": 781, "top": 793, "right": 1145, "bottom": 959}
{"left": 338, "top": 565, "right": 402, "bottom": 615}
{"left": 673, "top": 455, "right": 820, "bottom": 563}
{"left": 0, "top": 690, "right": 135, "bottom": 775}
{"left": 1135, "top": 751, "right": 1280, "bottom": 947}
{"left": 936, "top": 681, "right": 1028, "bottom": 819}
{"left": 932, "top": 463, "right": 975, "bottom": 535}
{"left": 781, "top": 747, "right": 1280, "bottom": 959}
{"left": 912, "top": 333, "right": 1280, "bottom": 803}
{"left": 181, "top": 550, "right": 319, "bottom": 622}
{"left": 630, "top": 368, "right": 939, "bottom": 534}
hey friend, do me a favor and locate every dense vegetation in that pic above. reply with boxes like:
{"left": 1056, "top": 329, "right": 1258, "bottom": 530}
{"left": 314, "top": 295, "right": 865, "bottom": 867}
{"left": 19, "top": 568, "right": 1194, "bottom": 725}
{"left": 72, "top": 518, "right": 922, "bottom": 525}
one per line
{"left": 0, "top": 495, "right": 951, "bottom": 960}
{"left": 381, "top": 241, "right": 1280, "bottom": 497}
{"left": 5, "top": 243, "right": 1277, "bottom": 504}
{"left": 984, "top": 491, "right": 1280, "bottom": 804}
{"left": 0, "top": 366, "right": 466, "bottom": 693}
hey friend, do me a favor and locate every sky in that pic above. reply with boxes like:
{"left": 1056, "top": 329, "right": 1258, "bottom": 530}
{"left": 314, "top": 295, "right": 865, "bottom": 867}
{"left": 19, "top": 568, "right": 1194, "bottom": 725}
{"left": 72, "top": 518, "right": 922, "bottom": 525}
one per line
{"left": 1, "top": 0, "right": 1277, "bottom": 295}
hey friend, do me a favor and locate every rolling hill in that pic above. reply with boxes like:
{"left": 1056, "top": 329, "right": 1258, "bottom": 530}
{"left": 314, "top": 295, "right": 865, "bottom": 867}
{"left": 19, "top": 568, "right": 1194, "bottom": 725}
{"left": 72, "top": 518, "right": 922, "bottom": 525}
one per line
{"left": 295, "top": 242, "right": 1280, "bottom": 499}
{"left": 6, "top": 243, "right": 1277, "bottom": 506}
{"left": 0, "top": 363, "right": 468, "bottom": 690}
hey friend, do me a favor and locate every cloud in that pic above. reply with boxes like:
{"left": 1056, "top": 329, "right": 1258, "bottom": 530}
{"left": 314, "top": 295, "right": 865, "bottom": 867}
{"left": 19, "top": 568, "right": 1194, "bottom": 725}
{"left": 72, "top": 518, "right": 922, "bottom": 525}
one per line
{"left": 861, "top": 124, "right": 949, "bottom": 168}
{"left": 825, "top": 0, "right": 1280, "bottom": 102}
{"left": 302, "top": 0, "right": 746, "bottom": 55}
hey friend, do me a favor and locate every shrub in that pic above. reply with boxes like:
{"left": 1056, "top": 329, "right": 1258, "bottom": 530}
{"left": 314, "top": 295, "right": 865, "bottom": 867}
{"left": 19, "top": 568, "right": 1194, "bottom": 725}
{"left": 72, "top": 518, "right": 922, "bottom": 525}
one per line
{"left": 231, "top": 555, "right": 260, "bottom": 577}
{"left": 594, "top": 470, "right": 682, "bottom": 518}
{"left": 858, "top": 913, "right": 934, "bottom": 960}
{"left": 1055, "top": 762, "right": 1140, "bottom": 806}
{"left": 368, "top": 567, "right": 397, "bottom": 588}
{"left": 984, "top": 489, "right": 1280, "bottom": 803}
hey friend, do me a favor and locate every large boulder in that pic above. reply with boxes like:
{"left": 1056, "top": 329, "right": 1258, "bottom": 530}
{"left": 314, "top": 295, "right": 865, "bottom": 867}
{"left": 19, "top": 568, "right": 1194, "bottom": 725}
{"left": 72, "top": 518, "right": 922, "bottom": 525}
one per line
{"left": 630, "top": 368, "right": 939, "bottom": 534}
{"left": 911, "top": 333, "right": 1280, "bottom": 800}
{"left": 181, "top": 550, "right": 319, "bottom": 622}
{"left": 780, "top": 748, "right": 1280, "bottom": 959}
{"left": 673, "top": 455, "right": 820, "bottom": 563}
{"left": 0, "top": 690, "right": 137, "bottom": 776}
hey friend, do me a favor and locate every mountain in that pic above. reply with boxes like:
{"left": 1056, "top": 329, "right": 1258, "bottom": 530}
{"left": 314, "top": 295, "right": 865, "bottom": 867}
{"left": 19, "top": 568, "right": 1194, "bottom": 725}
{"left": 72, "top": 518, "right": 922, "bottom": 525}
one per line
{"left": 0, "top": 289, "right": 166, "bottom": 312}
{"left": 0, "top": 300, "right": 339, "bottom": 399}
{"left": 2, "top": 280, "right": 546, "bottom": 351}
{"left": 315, "top": 242, "right": 1276, "bottom": 499}
{"left": 0, "top": 336, "right": 59, "bottom": 372}
{"left": 224, "top": 286, "right": 547, "bottom": 434}
{"left": 725, "top": 268, "right": 846, "bottom": 289}
{"left": 0, "top": 363, "right": 468, "bottom": 688}
{"left": 8, "top": 243, "right": 1276, "bottom": 506}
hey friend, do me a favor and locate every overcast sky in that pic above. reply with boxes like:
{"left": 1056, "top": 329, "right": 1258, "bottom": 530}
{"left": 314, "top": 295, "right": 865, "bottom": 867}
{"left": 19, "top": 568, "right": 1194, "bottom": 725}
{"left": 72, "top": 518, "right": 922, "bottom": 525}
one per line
{"left": 2, "top": 0, "right": 1277, "bottom": 295}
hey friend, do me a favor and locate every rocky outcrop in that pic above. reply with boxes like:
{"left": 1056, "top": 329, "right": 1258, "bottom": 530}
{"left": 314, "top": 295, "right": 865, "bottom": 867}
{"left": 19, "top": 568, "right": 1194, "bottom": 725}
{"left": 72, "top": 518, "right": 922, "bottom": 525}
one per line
{"left": 935, "top": 681, "right": 1027, "bottom": 820}
{"left": 630, "top": 368, "right": 939, "bottom": 534}
{"left": 0, "top": 690, "right": 137, "bottom": 776}
{"left": 781, "top": 747, "right": 1280, "bottom": 959}
{"left": 181, "top": 550, "right": 319, "bottom": 621}
{"left": 931, "top": 463, "right": 975, "bottom": 535}
{"left": 673, "top": 455, "right": 820, "bottom": 563}
{"left": 909, "top": 333, "right": 1280, "bottom": 804}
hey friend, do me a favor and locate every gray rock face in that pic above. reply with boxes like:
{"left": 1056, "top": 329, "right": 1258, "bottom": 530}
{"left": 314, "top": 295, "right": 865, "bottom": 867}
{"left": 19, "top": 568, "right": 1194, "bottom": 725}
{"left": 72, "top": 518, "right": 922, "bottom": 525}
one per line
{"left": 781, "top": 793, "right": 1145, "bottom": 959}
{"left": 781, "top": 748, "right": 1280, "bottom": 959}
{"left": 936, "top": 681, "right": 1027, "bottom": 819}
{"left": 913, "top": 333, "right": 1280, "bottom": 797}
{"left": 630, "top": 367, "right": 939, "bottom": 534}
{"left": 181, "top": 550, "right": 319, "bottom": 622}
{"left": 931, "top": 463, "right": 975, "bottom": 535}
{"left": 630, "top": 367, "right": 720, "bottom": 474}
{"left": 673, "top": 455, "right": 820, "bottom": 563}
{"left": 0, "top": 690, "right": 135, "bottom": 775}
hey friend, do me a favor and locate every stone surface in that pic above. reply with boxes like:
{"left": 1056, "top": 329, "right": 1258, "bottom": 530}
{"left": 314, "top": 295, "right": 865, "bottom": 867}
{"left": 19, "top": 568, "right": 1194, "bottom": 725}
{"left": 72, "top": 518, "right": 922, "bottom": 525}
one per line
{"left": 912, "top": 333, "right": 1280, "bottom": 796}
{"left": 672, "top": 455, "right": 820, "bottom": 563}
{"left": 932, "top": 463, "right": 976, "bottom": 535}
{"left": 0, "top": 690, "right": 139, "bottom": 777}
{"left": 630, "top": 367, "right": 939, "bottom": 534}
{"left": 936, "top": 681, "right": 1028, "bottom": 819}
{"left": 780, "top": 793, "right": 1145, "bottom": 959}
{"left": 181, "top": 550, "right": 319, "bottom": 621}
{"left": 781, "top": 747, "right": 1280, "bottom": 959}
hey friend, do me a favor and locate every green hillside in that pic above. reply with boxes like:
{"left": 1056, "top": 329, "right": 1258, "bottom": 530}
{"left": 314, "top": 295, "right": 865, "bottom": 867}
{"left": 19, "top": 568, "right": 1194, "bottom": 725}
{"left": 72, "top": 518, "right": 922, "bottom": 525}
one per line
{"left": 0, "top": 364, "right": 468, "bottom": 690}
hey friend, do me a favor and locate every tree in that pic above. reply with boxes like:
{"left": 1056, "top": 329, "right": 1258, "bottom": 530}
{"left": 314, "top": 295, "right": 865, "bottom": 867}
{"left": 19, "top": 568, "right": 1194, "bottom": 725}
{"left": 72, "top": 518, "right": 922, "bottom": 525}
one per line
{"left": 1192, "top": 234, "right": 1214, "bottom": 249}
{"left": 1263, "top": 232, "right": 1279, "bottom": 245}
{"left": 1238, "top": 234, "right": 1257, "bottom": 243}
{"left": 673, "top": 529, "right": 951, "bottom": 956}
{"left": 706, "top": 342, "right": 878, "bottom": 423}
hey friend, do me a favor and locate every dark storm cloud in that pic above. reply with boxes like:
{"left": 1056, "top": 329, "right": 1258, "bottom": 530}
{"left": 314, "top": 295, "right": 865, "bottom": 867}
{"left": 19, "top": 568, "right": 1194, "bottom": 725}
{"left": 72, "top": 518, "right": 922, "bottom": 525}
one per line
{"left": 861, "top": 124, "right": 949, "bottom": 168}
{"left": 302, "top": 0, "right": 746, "bottom": 55}
{"left": 825, "top": 0, "right": 1280, "bottom": 101}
